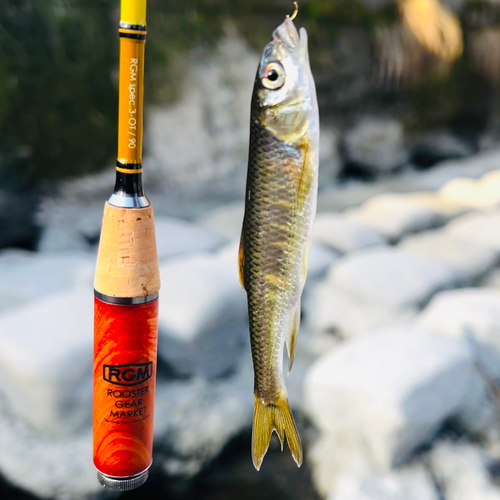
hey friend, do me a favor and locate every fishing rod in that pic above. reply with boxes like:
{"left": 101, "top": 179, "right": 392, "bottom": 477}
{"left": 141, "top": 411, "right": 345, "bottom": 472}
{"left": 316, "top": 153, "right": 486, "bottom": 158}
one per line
{"left": 93, "top": 0, "right": 160, "bottom": 491}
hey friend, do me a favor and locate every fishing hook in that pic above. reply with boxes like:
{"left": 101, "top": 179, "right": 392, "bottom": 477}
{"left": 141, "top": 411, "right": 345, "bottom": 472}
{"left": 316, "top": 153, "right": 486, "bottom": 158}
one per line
{"left": 287, "top": 1, "right": 299, "bottom": 21}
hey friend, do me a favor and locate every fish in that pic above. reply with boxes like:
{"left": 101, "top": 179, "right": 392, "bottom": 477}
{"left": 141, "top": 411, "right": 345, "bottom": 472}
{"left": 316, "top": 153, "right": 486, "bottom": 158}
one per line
{"left": 238, "top": 7, "right": 319, "bottom": 471}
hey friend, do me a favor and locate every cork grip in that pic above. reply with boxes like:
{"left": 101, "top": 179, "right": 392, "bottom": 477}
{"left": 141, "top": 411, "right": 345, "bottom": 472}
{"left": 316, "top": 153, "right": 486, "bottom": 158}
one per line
{"left": 94, "top": 202, "right": 160, "bottom": 298}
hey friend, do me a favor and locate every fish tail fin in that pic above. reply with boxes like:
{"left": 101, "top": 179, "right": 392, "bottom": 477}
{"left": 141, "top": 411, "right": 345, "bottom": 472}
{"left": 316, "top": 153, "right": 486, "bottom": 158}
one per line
{"left": 252, "top": 393, "right": 303, "bottom": 471}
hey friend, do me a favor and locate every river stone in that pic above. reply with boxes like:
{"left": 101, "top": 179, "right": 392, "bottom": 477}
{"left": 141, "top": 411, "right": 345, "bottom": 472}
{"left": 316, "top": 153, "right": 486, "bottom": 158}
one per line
{"left": 410, "top": 131, "right": 473, "bottom": 168}
{"left": 429, "top": 442, "right": 500, "bottom": 500}
{"left": 0, "top": 405, "right": 98, "bottom": 500}
{"left": 157, "top": 254, "right": 247, "bottom": 379}
{"left": 154, "top": 216, "right": 226, "bottom": 262}
{"left": 305, "top": 329, "right": 481, "bottom": 470}
{"left": 330, "top": 248, "right": 459, "bottom": 309}
{"left": 345, "top": 194, "right": 445, "bottom": 242}
{"left": 0, "top": 250, "right": 95, "bottom": 313}
{"left": 198, "top": 202, "right": 245, "bottom": 241}
{"left": 146, "top": 30, "right": 256, "bottom": 200}
{"left": 446, "top": 211, "right": 500, "bottom": 253}
{"left": 0, "top": 289, "right": 93, "bottom": 436}
{"left": 313, "top": 212, "right": 386, "bottom": 254}
{"left": 440, "top": 177, "right": 500, "bottom": 209}
{"left": 399, "top": 230, "right": 498, "bottom": 283}
{"left": 342, "top": 118, "right": 409, "bottom": 174}
{"left": 416, "top": 288, "right": 500, "bottom": 379}
{"left": 327, "top": 464, "right": 439, "bottom": 500}
{"left": 37, "top": 226, "right": 90, "bottom": 253}
{"left": 305, "top": 282, "right": 417, "bottom": 339}
{"left": 154, "top": 360, "right": 253, "bottom": 477}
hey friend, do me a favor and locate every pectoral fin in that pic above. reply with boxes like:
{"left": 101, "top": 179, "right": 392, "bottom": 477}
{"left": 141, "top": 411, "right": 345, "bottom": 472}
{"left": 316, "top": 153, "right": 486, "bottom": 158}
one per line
{"left": 297, "top": 142, "right": 315, "bottom": 215}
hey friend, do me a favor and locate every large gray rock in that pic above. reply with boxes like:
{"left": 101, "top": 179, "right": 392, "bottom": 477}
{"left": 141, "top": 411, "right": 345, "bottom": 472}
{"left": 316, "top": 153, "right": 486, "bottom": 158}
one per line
{"left": 429, "top": 442, "right": 500, "bottom": 500}
{"left": 440, "top": 169, "right": 500, "bottom": 209}
{"left": 0, "top": 189, "right": 40, "bottom": 250}
{"left": 37, "top": 226, "right": 90, "bottom": 253}
{"left": 342, "top": 118, "right": 409, "bottom": 174}
{"left": 313, "top": 212, "right": 386, "bottom": 254}
{"left": 0, "top": 401, "right": 99, "bottom": 500}
{"left": 157, "top": 254, "right": 247, "bottom": 379}
{"left": 346, "top": 194, "right": 445, "bottom": 242}
{"left": 154, "top": 216, "right": 226, "bottom": 262}
{"left": 319, "top": 126, "right": 341, "bottom": 187}
{"left": 305, "top": 329, "right": 481, "bottom": 470}
{"left": 416, "top": 289, "right": 500, "bottom": 379}
{"left": 146, "top": 29, "right": 257, "bottom": 201}
{"left": 399, "top": 230, "right": 498, "bottom": 283}
{"left": 305, "top": 282, "right": 417, "bottom": 339}
{"left": 327, "top": 464, "right": 439, "bottom": 500}
{"left": 330, "top": 248, "right": 459, "bottom": 309}
{"left": 0, "top": 289, "right": 93, "bottom": 436}
{"left": 199, "top": 202, "right": 245, "bottom": 241}
{"left": 409, "top": 131, "right": 473, "bottom": 167}
{"left": 154, "top": 361, "right": 253, "bottom": 476}
{"left": 446, "top": 211, "right": 500, "bottom": 253}
{"left": 0, "top": 250, "right": 95, "bottom": 312}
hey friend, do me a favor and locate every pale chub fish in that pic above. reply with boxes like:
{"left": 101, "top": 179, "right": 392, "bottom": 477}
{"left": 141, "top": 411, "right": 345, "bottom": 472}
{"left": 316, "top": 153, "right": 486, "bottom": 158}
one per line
{"left": 238, "top": 5, "right": 319, "bottom": 471}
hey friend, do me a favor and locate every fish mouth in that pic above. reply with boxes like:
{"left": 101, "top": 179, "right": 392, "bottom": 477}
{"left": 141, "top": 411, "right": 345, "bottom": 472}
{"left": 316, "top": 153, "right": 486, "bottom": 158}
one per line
{"left": 272, "top": 17, "right": 308, "bottom": 59}
{"left": 273, "top": 17, "right": 300, "bottom": 48}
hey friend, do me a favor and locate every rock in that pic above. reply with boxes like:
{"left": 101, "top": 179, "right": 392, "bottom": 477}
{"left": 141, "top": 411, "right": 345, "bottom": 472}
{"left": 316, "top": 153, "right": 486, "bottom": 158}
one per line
{"left": 154, "top": 216, "right": 226, "bottom": 262}
{"left": 37, "top": 226, "right": 90, "bottom": 253}
{"left": 416, "top": 289, "right": 500, "bottom": 379}
{"left": 305, "top": 283, "right": 417, "bottom": 339}
{"left": 0, "top": 250, "right": 95, "bottom": 313}
{"left": 342, "top": 118, "right": 409, "bottom": 174}
{"left": 313, "top": 212, "right": 386, "bottom": 254}
{"left": 441, "top": 169, "right": 500, "bottom": 209}
{"left": 306, "top": 242, "right": 339, "bottom": 283}
{"left": 327, "top": 463, "right": 439, "bottom": 500}
{"left": 37, "top": 167, "right": 115, "bottom": 242}
{"left": 319, "top": 126, "right": 341, "bottom": 188}
{"left": 0, "top": 289, "right": 93, "bottom": 435}
{"left": 346, "top": 194, "right": 445, "bottom": 242}
{"left": 445, "top": 211, "right": 500, "bottom": 253}
{"left": 305, "top": 329, "right": 481, "bottom": 469}
{"left": 429, "top": 442, "right": 500, "bottom": 500}
{"left": 154, "top": 362, "right": 253, "bottom": 477}
{"left": 0, "top": 189, "right": 40, "bottom": 250}
{"left": 399, "top": 230, "right": 498, "bottom": 283}
{"left": 441, "top": 178, "right": 500, "bottom": 209}
{"left": 0, "top": 404, "right": 99, "bottom": 500}
{"left": 157, "top": 254, "right": 247, "bottom": 379}
{"left": 405, "top": 192, "right": 468, "bottom": 219}
{"left": 330, "top": 248, "right": 459, "bottom": 309}
{"left": 146, "top": 29, "right": 257, "bottom": 202}
{"left": 410, "top": 131, "right": 473, "bottom": 168}
{"left": 198, "top": 202, "right": 245, "bottom": 241}
{"left": 483, "top": 268, "right": 500, "bottom": 290}
{"left": 317, "top": 149, "right": 500, "bottom": 213}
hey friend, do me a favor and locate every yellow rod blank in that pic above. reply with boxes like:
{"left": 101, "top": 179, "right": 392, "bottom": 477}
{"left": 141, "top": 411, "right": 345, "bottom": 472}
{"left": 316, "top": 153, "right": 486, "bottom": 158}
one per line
{"left": 121, "top": 0, "right": 147, "bottom": 26}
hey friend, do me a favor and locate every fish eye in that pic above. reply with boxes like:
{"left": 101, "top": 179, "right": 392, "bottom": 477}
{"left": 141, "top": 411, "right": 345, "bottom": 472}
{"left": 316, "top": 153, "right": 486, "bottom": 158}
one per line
{"left": 261, "top": 62, "right": 285, "bottom": 90}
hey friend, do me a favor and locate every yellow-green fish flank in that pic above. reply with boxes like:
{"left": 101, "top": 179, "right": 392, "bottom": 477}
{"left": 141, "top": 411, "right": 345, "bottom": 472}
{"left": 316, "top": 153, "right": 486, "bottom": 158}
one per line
{"left": 239, "top": 14, "right": 319, "bottom": 470}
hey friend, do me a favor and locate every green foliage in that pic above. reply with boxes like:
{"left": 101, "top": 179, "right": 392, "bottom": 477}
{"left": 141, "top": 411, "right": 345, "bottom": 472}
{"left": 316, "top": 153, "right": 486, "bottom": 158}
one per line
{"left": 0, "top": 0, "right": 117, "bottom": 186}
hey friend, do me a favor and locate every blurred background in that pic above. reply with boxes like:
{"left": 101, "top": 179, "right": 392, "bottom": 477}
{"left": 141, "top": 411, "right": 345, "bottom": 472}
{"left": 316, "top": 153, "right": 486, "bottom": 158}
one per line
{"left": 4, "top": 0, "right": 500, "bottom": 499}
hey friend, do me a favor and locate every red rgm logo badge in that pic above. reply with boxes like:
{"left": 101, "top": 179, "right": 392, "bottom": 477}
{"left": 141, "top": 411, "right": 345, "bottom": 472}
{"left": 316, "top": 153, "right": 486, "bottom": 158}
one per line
{"left": 103, "top": 362, "right": 153, "bottom": 386}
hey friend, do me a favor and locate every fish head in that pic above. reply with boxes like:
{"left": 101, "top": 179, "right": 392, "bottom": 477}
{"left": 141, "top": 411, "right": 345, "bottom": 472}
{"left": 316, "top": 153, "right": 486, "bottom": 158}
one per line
{"left": 255, "top": 17, "right": 318, "bottom": 144}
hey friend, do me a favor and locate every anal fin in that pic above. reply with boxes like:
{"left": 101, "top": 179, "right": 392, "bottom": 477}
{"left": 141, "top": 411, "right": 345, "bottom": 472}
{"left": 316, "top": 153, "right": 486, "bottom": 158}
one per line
{"left": 286, "top": 303, "right": 301, "bottom": 373}
{"left": 238, "top": 229, "right": 246, "bottom": 290}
